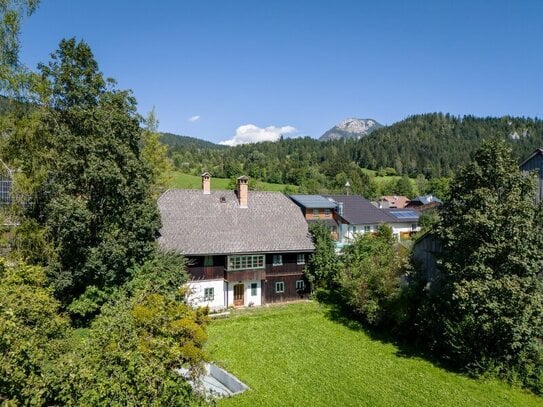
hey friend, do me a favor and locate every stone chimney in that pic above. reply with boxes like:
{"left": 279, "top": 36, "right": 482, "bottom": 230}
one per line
{"left": 236, "top": 175, "right": 249, "bottom": 208}
{"left": 201, "top": 172, "right": 211, "bottom": 194}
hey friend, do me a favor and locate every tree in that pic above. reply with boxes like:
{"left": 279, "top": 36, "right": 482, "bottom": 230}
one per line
{"left": 307, "top": 222, "right": 338, "bottom": 289}
{"left": 394, "top": 174, "right": 416, "bottom": 198}
{"left": 141, "top": 107, "right": 174, "bottom": 196}
{"left": 0, "top": 258, "right": 70, "bottom": 405}
{"left": 0, "top": 0, "right": 38, "bottom": 67}
{"left": 425, "top": 138, "right": 543, "bottom": 391}
{"left": 6, "top": 39, "right": 161, "bottom": 312}
{"left": 0, "top": 0, "right": 39, "bottom": 95}
{"left": 49, "top": 253, "right": 209, "bottom": 405}
{"left": 337, "top": 225, "right": 408, "bottom": 326}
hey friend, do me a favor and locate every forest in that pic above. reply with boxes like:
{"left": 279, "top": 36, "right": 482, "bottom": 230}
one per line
{"left": 162, "top": 113, "right": 543, "bottom": 198}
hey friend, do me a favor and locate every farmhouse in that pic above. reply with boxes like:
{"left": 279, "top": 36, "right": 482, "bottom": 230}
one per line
{"left": 157, "top": 173, "right": 314, "bottom": 310}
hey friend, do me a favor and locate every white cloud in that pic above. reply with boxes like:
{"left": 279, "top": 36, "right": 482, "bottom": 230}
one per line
{"left": 220, "top": 124, "right": 297, "bottom": 146}
{"left": 188, "top": 115, "right": 201, "bottom": 122}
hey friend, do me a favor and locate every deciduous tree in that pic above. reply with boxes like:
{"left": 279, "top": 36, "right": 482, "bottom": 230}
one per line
{"left": 424, "top": 138, "right": 543, "bottom": 392}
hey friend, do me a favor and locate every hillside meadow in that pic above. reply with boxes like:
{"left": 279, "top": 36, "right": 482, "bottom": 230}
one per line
{"left": 206, "top": 302, "right": 541, "bottom": 407}
{"left": 168, "top": 171, "right": 298, "bottom": 192}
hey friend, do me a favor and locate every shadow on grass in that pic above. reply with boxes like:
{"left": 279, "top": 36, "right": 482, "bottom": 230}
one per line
{"left": 315, "top": 288, "right": 456, "bottom": 373}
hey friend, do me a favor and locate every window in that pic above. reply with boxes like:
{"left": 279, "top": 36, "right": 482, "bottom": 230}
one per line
{"left": 295, "top": 280, "right": 305, "bottom": 291}
{"left": 275, "top": 281, "right": 285, "bottom": 293}
{"left": 204, "top": 256, "right": 213, "bottom": 267}
{"left": 364, "top": 225, "right": 370, "bottom": 233}
{"left": 251, "top": 282, "right": 258, "bottom": 296}
{"left": 313, "top": 208, "right": 319, "bottom": 218}
{"left": 227, "top": 255, "right": 265, "bottom": 270}
{"left": 297, "top": 253, "right": 305, "bottom": 265}
{"left": 273, "top": 254, "right": 282, "bottom": 266}
{"left": 324, "top": 208, "right": 330, "bottom": 216}
{"left": 204, "top": 287, "right": 214, "bottom": 301}
{"left": 411, "top": 224, "right": 418, "bottom": 231}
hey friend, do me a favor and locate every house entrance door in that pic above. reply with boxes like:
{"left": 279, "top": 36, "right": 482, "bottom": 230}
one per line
{"left": 233, "top": 284, "right": 244, "bottom": 306}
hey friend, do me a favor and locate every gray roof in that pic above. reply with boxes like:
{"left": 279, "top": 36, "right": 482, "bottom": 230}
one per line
{"left": 410, "top": 195, "right": 442, "bottom": 205}
{"left": 383, "top": 209, "right": 420, "bottom": 222}
{"left": 324, "top": 194, "right": 396, "bottom": 225}
{"left": 289, "top": 194, "right": 337, "bottom": 209}
{"left": 158, "top": 189, "right": 314, "bottom": 255}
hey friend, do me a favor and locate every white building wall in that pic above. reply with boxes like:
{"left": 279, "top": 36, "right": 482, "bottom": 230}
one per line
{"left": 341, "top": 222, "right": 419, "bottom": 243}
{"left": 226, "top": 279, "right": 262, "bottom": 307}
{"left": 391, "top": 222, "right": 420, "bottom": 238}
{"left": 186, "top": 279, "right": 226, "bottom": 311}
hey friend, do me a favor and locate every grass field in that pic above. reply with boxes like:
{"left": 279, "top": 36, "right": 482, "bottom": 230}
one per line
{"left": 168, "top": 172, "right": 297, "bottom": 192}
{"left": 206, "top": 302, "right": 541, "bottom": 407}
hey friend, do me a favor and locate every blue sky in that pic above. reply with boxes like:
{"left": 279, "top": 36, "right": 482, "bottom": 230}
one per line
{"left": 18, "top": 0, "right": 543, "bottom": 144}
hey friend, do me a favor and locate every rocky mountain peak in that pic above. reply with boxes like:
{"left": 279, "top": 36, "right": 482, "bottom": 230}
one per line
{"left": 320, "top": 118, "right": 383, "bottom": 141}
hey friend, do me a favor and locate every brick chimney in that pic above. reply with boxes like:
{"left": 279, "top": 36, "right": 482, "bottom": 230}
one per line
{"left": 201, "top": 172, "right": 211, "bottom": 194}
{"left": 236, "top": 175, "right": 249, "bottom": 208}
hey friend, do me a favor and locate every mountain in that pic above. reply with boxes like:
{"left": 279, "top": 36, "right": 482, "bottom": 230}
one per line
{"left": 159, "top": 132, "right": 225, "bottom": 150}
{"left": 354, "top": 113, "right": 543, "bottom": 177}
{"left": 319, "top": 118, "right": 383, "bottom": 141}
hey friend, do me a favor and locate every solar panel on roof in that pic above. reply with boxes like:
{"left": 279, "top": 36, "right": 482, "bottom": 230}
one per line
{"left": 389, "top": 211, "right": 419, "bottom": 219}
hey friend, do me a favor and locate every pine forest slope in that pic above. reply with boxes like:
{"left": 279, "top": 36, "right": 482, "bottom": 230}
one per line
{"left": 166, "top": 113, "right": 543, "bottom": 189}
{"left": 353, "top": 113, "right": 543, "bottom": 177}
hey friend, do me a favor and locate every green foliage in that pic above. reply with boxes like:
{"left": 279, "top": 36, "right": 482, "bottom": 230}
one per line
{"left": 0, "top": 258, "right": 70, "bottom": 405}
{"left": 417, "top": 209, "right": 441, "bottom": 232}
{"left": 51, "top": 291, "right": 208, "bottom": 405}
{"left": 393, "top": 174, "right": 416, "bottom": 198}
{"left": 419, "top": 138, "right": 543, "bottom": 392}
{"left": 358, "top": 113, "right": 543, "bottom": 178}
{"left": 5, "top": 38, "right": 161, "bottom": 310}
{"left": 49, "top": 254, "right": 208, "bottom": 405}
{"left": 142, "top": 108, "right": 174, "bottom": 197}
{"left": 337, "top": 225, "right": 408, "bottom": 326}
{"left": 162, "top": 113, "right": 543, "bottom": 196}
{"left": 423, "top": 176, "right": 451, "bottom": 200}
{"left": 307, "top": 222, "right": 338, "bottom": 289}
{"left": 0, "top": 254, "right": 209, "bottom": 405}
{"left": 0, "top": 0, "right": 38, "bottom": 67}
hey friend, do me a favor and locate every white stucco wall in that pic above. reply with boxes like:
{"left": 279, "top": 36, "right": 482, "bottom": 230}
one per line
{"left": 340, "top": 222, "right": 419, "bottom": 243}
{"left": 391, "top": 222, "right": 420, "bottom": 237}
{"left": 186, "top": 279, "right": 227, "bottom": 311}
{"left": 226, "top": 279, "right": 262, "bottom": 307}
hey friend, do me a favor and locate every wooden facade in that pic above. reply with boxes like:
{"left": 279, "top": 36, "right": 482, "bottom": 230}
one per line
{"left": 302, "top": 207, "right": 334, "bottom": 221}
{"left": 520, "top": 150, "right": 543, "bottom": 204}
{"left": 186, "top": 252, "right": 310, "bottom": 305}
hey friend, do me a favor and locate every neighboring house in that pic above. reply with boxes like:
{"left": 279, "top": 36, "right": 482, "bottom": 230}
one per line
{"left": 324, "top": 195, "right": 420, "bottom": 243}
{"left": 406, "top": 194, "right": 442, "bottom": 211}
{"left": 289, "top": 194, "right": 340, "bottom": 240}
{"left": 381, "top": 208, "right": 421, "bottom": 239}
{"left": 520, "top": 148, "right": 543, "bottom": 204}
{"left": 158, "top": 174, "right": 314, "bottom": 311}
{"left": 377, "top": 195, "right": 410, "bottom": 209}
{"left": 290, "top": 193, "right": 420, "bottom": 245}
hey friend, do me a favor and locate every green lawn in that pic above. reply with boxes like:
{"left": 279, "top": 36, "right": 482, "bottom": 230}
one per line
{"left": 168, "top": 172, "right": 297, "bottom": 192}
{"left": 206, "top": 302, "right": 541, "bottom": 407}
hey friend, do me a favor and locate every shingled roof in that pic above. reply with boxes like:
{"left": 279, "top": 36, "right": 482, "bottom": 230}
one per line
{"left": 323, "top": 194, "right": 397, "bottom": 224}
{"left": 158, "top": 189, "right": 314, "bottom": 256}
